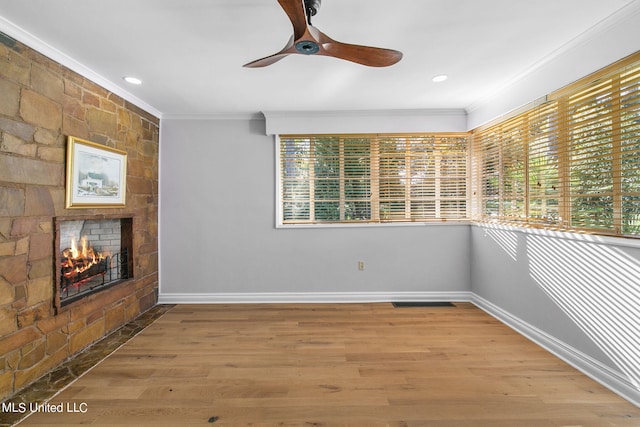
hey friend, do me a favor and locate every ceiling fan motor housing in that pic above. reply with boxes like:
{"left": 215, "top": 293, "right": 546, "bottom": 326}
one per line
{"left": 297, "top": 0, "right": 322, "bottom": 55}
{"left": 295, "top": 40, "right": 320, "bottom": 54}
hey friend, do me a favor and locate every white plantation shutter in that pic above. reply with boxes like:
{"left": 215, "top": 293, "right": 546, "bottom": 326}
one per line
{"left": 279, "top": 134, "right": 469, "bottom": 224}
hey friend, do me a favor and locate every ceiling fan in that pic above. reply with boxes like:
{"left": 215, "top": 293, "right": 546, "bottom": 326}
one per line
{"left": 243, "top": 0, "right": 403, "bottom": 68}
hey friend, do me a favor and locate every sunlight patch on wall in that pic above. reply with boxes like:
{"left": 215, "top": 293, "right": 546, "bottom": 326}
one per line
{"left": 526, "top": 234, "right": 640, "bottom": 389}
{"left": 482, "top": 223, "right": 519, "bottom": 261}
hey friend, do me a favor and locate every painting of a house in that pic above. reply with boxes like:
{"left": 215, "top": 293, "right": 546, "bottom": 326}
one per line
{"left": 66, "top": 137, "right": 127, "bottom": 207}
{"left": 80, "top": 172, "right": 104, "bottom": 191}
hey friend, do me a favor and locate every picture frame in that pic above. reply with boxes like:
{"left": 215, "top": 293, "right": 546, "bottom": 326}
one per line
{"left": 65, "top": 136, "right": 127, "bottom": 208}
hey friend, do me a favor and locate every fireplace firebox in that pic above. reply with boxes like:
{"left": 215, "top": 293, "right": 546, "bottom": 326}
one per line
{"left": 54, "top": 216, "right": 133, "bottom": 309}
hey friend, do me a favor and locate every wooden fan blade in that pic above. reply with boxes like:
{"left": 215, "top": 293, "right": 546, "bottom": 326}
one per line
{"left": 244, "top": 1, "right": 308, "bottom": 67}
{"left": 317, "top": 31, "right": 403, "bottom": 67}
{"left": 243, "top": 36, "right": 297, "bottom": 68}
{"left": 277, "top": 0, "right": 308, "bottom": 39}
{"left": 243, "top": 53, "right": 291, "bottom": 68}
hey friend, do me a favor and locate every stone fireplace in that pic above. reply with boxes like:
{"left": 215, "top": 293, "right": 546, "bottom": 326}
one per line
{"left": 0, "top": 35, "right": 159, "bottom": 401}
{"left": 54, "top": 216, "right": 134, "bottom": 309}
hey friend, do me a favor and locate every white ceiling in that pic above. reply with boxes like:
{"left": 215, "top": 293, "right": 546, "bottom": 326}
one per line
{"left": 0, "top": 0, "right": 637, "bottom": 118}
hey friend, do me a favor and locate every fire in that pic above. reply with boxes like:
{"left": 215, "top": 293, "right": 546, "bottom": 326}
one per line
{"left": 61, "top": 237, "right": 107, "bottom": 278}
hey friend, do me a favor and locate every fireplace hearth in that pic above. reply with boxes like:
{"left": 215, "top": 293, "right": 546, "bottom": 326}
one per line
{"left": 54, "top": 216, "right": 133, "bottom": 309}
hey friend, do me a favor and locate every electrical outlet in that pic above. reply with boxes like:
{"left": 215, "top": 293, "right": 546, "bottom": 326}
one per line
{"left": 358, "top": 261, "right": 365, "bottom": 271}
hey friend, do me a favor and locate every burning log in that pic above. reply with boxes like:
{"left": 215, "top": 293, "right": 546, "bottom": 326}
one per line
{"left": 60, "top": 236, "right": 109, "bottom": 291}
{"left": 61, "top": 258, "right": 109, "bottom": 291}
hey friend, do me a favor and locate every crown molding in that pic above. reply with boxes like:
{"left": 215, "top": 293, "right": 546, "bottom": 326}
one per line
{"left": 0, "top": 16, "right": 162, "bottom": 119}
{"left": 161, "top": 112, "right": 265, "bottom": 121}
{"left": 466, "top": 0, "right": 640, "bottom": 129}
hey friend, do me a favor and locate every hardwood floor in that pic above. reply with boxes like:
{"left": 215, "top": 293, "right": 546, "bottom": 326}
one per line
{"left": 17, "top": 303, "right": 640, "bottom": 426}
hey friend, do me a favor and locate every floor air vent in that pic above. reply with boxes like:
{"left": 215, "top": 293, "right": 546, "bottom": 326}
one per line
{"left": 392, "top": 302, "right": 455, "bottom": 308}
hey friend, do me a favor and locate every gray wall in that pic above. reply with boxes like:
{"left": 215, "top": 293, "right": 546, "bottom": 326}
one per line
{"left": 471, "top": 224, "right": 640, "bottom": 397}
{"left": 159, "top": 118, "right": 471, "bottom": 298}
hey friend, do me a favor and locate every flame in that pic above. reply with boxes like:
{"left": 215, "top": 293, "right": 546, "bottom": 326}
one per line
{"left": 69, "top": 238, "right": 79, "bottom": 259}
{"left": 61, "top": 236, "right": 107, "bottom": 278}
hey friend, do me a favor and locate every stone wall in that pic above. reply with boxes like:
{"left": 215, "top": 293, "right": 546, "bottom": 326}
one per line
{"left": 0, "top": 36, "right": 159, "bottom": 400}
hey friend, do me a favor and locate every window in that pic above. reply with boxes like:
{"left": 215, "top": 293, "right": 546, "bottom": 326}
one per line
{"left": 475, "top": 102, "right": 559, "bottom": 224}
{"left": 473, "top": 52, "right": 640, "bottom": 238}
{"left": 279, "top": 134, "right": 469, "bottom": 225}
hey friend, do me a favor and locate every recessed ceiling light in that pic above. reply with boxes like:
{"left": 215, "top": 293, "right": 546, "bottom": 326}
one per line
{"left": 123, "top": 76, "right": 143, "bottom": 85}
{"left": 432, "top": 74, "right": 448, "bottom": 83}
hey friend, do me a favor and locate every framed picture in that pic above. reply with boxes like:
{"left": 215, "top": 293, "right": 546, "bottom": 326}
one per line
{"left": 65, "top": 136, "right": 127, "bottom": 208}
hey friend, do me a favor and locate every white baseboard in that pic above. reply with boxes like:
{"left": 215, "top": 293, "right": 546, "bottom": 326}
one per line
{"left": 157, "top": 291, "right": 472, "bottom": 305}
{"left": 471, "top": 293, "right": 640, "bottom": 408}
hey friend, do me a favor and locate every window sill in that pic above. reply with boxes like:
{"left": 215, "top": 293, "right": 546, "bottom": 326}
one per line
{"left": 276, "top": 220, "right": 472, "bottom": 229}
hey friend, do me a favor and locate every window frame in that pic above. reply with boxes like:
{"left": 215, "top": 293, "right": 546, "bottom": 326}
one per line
{"left": 275, "top": 133, "right": 471, "bottom": 228}
{"left": 472, "top": 51, "right": 640, "bottom": 239}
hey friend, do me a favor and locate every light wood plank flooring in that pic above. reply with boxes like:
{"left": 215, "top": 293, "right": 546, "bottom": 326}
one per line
{"left": 18, "top": 303, "right": 640, "bottom": 426}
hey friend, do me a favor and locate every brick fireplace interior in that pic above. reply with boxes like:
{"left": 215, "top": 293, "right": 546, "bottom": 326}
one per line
{"left": 0, "top": 37, "right": 159, "bottom": 401}
{"left": 55, "top": 217, "right": 134, "bottom": 309}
